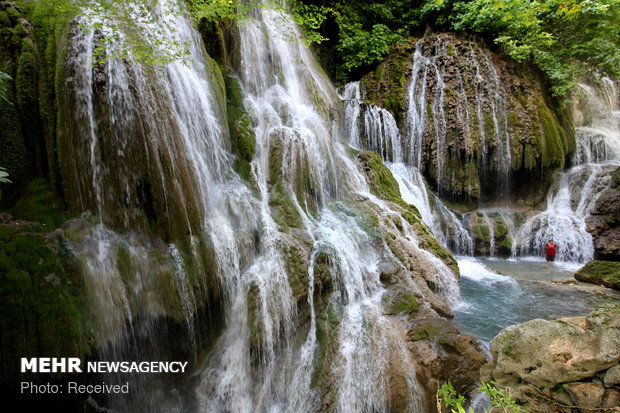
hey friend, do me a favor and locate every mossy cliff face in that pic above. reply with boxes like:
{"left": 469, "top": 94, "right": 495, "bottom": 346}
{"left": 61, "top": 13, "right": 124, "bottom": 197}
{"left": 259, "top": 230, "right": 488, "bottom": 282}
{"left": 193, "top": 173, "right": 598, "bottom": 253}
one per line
{"left": 362, "top": 33, "right": 575, "bottom": 206}
{"left": 585, "top": 166, "right": 620, "bottom": 261}
{"left": 0, "top": 2, "right": 36, "bottom": 204}
{"left": 0, "top": 0, "right": 73, "bottom": 202}
{"left": 463, "top": 209, "right": 528, "bottom": 257}
{"left": 357, "top": 150, "right": 458, "bottom": 274}
{"left": 0, "top": 180, "right": 92, "bottom": 393}
{"left": 0, "top": 180, "right": 221, "bottom": 410}
{"left": 55, "top": 21, "right": 232, "bottom": 245}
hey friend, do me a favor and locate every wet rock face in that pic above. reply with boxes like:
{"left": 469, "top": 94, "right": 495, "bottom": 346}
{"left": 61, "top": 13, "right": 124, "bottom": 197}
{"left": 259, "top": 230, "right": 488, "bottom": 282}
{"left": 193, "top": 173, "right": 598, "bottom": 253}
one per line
{"left": 481, "top": 306, "right": 620, "bottom": 412}
{"left": 586, "top": 166, "right": 620, "bottom": 260}
{"left": 362, "top": 33, "right": 574, "bottom": 205}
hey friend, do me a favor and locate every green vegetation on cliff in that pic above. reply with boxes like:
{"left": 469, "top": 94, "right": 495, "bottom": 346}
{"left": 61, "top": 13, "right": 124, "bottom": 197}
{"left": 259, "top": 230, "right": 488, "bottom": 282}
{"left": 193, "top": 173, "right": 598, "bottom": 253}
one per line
{"left": 357, "top": 151, "right": 459, "bottom": 274}
{"left": 0, "top": 184, "right": 93, "bottom": 387}
{"left": 224, "top": 73, "right": 256, "bottom": 181}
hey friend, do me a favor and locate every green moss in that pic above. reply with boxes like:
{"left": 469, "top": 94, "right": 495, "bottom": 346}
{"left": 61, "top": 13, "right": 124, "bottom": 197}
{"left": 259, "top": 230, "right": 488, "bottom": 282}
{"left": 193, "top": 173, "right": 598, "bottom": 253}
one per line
{"left": 574, "top": 260, "right": 620, "bottom": 290}
{"left": 447, "top": 43, "right": 454, "bottom": 57}
{"left": 116, "top": 243, "right": 134, "bottom": 284}
{"left": 611, "top": 166, "right": 620, "bottom": 189}
{"left": 473, "top": 223, "right": 491, "bottom": 243}
{"left": 426, "top": 103, "right": 434, "bottom": 123}
{"left": 374, "top": 63, "right": 383, "bottom": 80}
{"left": 0, "top": 224, "right": 93, "bottom": 386}
{"left": 501, "top": 237, "right": 512, "bottom": 250}
{"left": 410, "top": 324, "right": 440, "bottom": 341}
{"left": 356, "top": 151, "right": 458, "bottom": 273}
{"left": 389, "top": 292, "right": 419, "bottom": 315}
{"left": 358, "top": 151, "right": 401, "bottom": 200}
{"left": 224, "top": 73, "right": 256, "bottom": 180}
{"left": 311, "top": 299, "right": 343, "bottom": 386}
{"left": 0, "top": 73, "right": 28, "bottom": 205}
{"left": 16, "top": 39, "right": 41, "bottom": 168}
{"left": 269, "top": 182, "right": 303, "bottom": 232}
{"left": 495, "top": 218, "right": 507, "bottom": 238}
{"left": 483, "top": 113, "right": 494, "bottom": 137}
{"left": 10, "top": 178, "right": 64, "bottom": 229}
{"left": 502, "top": 332, "right": 515, "bottom": 356}
{"left": 536, "top": 98, "right": 567, "bottom": 168}
{"left": 283, "top": 244, "right": 308, "bottom": 302}
{"left": 523, "top": 143, "right": 536, "bottom": 170}
{"left": 507, "top": 112, "right": 519, "bottom": 128}
{"left": 513, "top": 88, "right": 528, "bottom": 108}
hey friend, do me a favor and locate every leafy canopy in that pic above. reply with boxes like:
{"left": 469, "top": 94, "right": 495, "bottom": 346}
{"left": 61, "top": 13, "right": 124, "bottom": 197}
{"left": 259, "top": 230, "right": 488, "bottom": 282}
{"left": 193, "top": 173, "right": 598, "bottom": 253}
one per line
{"left": 19, "top": 0, "right": 619, "bottom": 96}
{"left": 288, "top": 0, "right": 620, "bottom": 95}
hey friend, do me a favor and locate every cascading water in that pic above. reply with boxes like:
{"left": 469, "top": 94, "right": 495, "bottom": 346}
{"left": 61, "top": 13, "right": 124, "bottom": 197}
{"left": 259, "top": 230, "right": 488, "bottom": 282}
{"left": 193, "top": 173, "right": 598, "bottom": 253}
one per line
{"left": 341, "top": 81, "right": 473, "bottom": 255}
{"left": 55, "top": 2, "right": 474, "bottom": 411}
{"left": 515, "top": 81, "right": 620, "bottom": 262}
{"left": 59, "top": 1, "right": 241, "bottom": 409}
{"left": 405, "top": 36, "right": 514, "bottom": 201}
{"left": 192, "top": 5, "right": 457, "bottom": 412}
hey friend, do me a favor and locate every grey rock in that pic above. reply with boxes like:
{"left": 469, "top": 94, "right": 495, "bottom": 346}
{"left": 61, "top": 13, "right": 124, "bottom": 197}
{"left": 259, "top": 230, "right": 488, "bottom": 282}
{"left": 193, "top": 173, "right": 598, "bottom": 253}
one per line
{"left": 603, "top": 364, "right": 620, "bottom": 387}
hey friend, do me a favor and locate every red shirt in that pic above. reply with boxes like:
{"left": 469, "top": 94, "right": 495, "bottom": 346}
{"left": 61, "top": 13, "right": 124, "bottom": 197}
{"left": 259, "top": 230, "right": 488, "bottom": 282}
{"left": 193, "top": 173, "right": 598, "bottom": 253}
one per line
{"left": 545, "top": 243, "right": 557, "bottom": 256}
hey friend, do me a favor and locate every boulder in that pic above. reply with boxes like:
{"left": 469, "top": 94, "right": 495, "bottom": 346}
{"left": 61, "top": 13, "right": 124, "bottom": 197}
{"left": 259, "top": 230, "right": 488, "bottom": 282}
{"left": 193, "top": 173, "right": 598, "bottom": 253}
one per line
{"left": 481, "top": 307, "right": 620, "bottom": 411}
{"left": 563, "top": 382, "right": 605, "bottom": 413}
{"left": 574, "top": 260, "right": 620, "bottom": 290}
{"left": 603, "top": 389, "right": 620, "bottom": 409}
{"left": 603, "top": 364, "right": 620, "bottom": 387}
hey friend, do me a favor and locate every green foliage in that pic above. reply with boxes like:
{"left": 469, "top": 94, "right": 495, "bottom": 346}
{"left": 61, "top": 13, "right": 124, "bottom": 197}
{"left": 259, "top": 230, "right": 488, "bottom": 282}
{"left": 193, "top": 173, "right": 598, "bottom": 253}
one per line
{"left": 449, "top": 0, "right": 620, "bottom": 96}
{"left": 437, "top": 380, "right": 522, "bottom": 413}
{"left": 0, "top": 166, "right": 11, "bottom": 201}
{"left": 288, "top": 0, "right": 618, "bottom": 94}
{"left": 0, "top": 167, "right": 11, "bottom": 184}
{"left": 336, "top": 20, "right": 402, "bottom": 73}
{"left": 438, "top": 381, "right": 468, "bottom": 410}
{"left": 0, "top": 72, "right": 11, "bottom": 104}
{"left": 479, "top": 381, "right": 522, "bottom": 411}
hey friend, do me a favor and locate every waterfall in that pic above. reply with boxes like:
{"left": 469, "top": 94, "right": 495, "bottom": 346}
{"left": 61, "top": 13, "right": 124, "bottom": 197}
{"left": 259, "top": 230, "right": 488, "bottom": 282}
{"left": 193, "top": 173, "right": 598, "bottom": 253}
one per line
{"left": 405, "top": 36, "right": 513, "bottom": 200}
{"left": 515, "top": 82, "right": 620, "bottom": 262}
{"left": 193, "top": 6, "right": 438, "bottom": 412}
{"left": 59, "top": 1, "right": 263, "bottom": 410}
{"left": 341, "top": 81, "right": 403, "bottom": 162}
{"left": 342, "top": 81, "right": 474, "bottom": 255}
{"left": 54, "top": 1, "right": 472, "bottom": 410}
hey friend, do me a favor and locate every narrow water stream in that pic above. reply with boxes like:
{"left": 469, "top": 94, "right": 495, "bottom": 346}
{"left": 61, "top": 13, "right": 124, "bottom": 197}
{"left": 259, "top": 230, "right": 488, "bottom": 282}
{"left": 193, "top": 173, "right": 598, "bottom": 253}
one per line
{"left": 454, "top": 256, "right": 620, "bottom": 346}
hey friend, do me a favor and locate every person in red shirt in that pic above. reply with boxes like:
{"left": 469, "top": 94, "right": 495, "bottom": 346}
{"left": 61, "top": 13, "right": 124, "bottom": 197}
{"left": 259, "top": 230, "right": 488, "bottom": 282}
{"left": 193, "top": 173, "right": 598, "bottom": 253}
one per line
{"left": 544, "top": 240, "right": 558, "bottom": 262}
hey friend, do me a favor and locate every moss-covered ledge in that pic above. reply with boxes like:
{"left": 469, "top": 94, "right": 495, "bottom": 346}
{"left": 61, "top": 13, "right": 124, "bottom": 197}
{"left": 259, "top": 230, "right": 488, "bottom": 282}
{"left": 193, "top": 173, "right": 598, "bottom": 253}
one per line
{"left": 356, "top": 150, "right": 458, "bottom": 275}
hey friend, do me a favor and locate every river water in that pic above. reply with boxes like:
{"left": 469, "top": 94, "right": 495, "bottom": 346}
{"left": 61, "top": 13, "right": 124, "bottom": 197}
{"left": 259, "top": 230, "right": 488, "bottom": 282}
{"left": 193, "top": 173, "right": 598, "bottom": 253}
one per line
{"left": 454, "top": 256, "right": 620, "bottom": 346}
